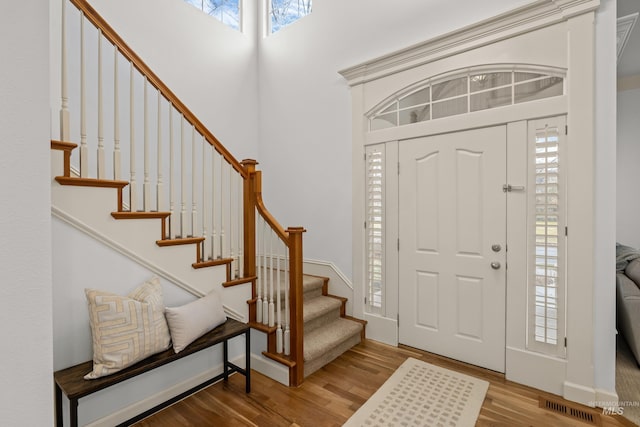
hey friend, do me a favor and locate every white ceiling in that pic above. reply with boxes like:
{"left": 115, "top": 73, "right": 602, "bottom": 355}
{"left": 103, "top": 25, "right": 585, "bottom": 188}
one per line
{"left": 618, "top": 0, "right": 640, "bottom": 78}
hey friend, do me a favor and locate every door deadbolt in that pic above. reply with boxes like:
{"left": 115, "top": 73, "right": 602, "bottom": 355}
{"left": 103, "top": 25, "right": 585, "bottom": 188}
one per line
{"left": 491, "top": 244, "right": 501, "bottom": 252}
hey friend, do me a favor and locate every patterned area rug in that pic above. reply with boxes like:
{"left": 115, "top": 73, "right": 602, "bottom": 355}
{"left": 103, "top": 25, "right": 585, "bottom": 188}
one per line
{"left": 344, "top": 357, "right": 489, "bottom": 427}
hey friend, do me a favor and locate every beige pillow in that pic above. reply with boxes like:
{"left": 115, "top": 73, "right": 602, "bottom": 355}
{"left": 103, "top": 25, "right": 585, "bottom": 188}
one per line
{"left": 165, "top": 291, "right": 226, "bottom": 353}
{"left": 84, "top": 277, "right": 171, "bottom": 379}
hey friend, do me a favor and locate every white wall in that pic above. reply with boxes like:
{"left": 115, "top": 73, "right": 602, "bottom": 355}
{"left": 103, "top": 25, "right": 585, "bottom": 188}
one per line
{"left": 0, "top": 1, "right": 53, "bottom": 425}
{"left": 617, "top": 87, "right": 640, "bottom": 248}
{"left": 593, "top": 0, "right": 618, "bottom": 397}
{"left": 257, "top": 0, "right": 532, "bottom": 279}
{"left": 86, "top": 0, "right": 260, "bottom": 162}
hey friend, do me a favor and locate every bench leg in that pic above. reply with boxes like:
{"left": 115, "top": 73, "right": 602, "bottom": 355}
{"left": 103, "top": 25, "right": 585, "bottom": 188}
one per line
{"left": 70, "top": 398, "right": 78, "bottom": 427}
{"left": 55, "top": 384, "right": 63, "bottom": 427}
{"left": 223, "top": 339, "right": 229, "bottom": 382}
{"left": 245, "top": 328, "right": 251, "bottom": 393}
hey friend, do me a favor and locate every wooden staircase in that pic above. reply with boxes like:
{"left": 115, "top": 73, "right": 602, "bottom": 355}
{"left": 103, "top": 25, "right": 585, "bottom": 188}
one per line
{"left": 252, "top": 273, "right": 365, "bottom": 379}
{"left": 52, "top": 0, "right": 365, "bottom": 388}
{"left": 51, "top": 139, "right": 365, "bottom": 386}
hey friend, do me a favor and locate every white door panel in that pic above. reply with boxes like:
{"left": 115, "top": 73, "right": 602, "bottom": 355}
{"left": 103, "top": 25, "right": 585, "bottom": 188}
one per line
{"left": 399, "top": 126, "right": 507, "bottom": 372}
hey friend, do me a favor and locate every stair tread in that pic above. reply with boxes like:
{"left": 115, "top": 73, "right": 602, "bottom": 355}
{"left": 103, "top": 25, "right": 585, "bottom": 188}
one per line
{"left": 302, "top": 296, "right": 342, "bottom": 323}
{"left": 303, "top": 317, "right": 363, "bottom": 362}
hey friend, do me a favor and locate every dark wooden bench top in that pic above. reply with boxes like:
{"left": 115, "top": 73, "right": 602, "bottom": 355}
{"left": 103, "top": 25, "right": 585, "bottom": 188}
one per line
{"left": 54, "top": 318, "right": 249, "bottom": 400}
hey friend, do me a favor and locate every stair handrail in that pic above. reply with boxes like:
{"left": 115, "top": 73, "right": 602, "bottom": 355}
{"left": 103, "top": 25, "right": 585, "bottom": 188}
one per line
{"left": 242, "top": 160, "right": 305, "bottom": 386}
{"left": 62, "top": 0, "right": 307, "bottom": 386}
{"left": 67, "top": 0, "right": 246, "bottom": 178}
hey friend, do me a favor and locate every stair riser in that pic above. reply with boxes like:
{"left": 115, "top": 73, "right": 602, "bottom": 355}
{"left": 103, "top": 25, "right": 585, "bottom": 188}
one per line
{"left": 304, "top": 307, "right": 342, "bottom": 334}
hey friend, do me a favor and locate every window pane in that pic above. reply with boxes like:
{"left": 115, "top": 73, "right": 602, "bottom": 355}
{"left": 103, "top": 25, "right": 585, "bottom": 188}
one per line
{"left": 432, "top": 97, "right": 467, "bottom": 119}
{"left": 470, "top": 72, "right": 512, "bottom": 92}
{"left": 271, "top": 0, "right": 312, "bottom": 33}
{"left": 399, "top": 87, "right": 430, "bottom": 108}
{"left": 366, "top": 147, "right": 385, "bottom": 314}
{"left": 515, "top": 77, "right": 563, "bottom": 103}
{"left": 371, "top": 112, "right": 397, "bottom": 131}
{"left": 470, "top": 87, "right": 512, "bottom": 112}
{"left": 515, "top": 72, "right": 544, "bottom": 82}
{"left": 432, "top": 77, "right": 467, "bottom": 101}
{"left": 380, "top": 102, "right": 397, "bottom": 115}
{"left": 399, "top": 105, "right": 430, "bottom": 125}
{"left": 531, "top": 123, "right": 562, "bottom": 349}
{"left": 185, "top": 0, "right": 241, "bottom": 31}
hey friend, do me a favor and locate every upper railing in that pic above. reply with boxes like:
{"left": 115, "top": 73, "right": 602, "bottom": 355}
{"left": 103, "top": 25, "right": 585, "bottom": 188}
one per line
{"left": 57, "top": 0, "right": 305, "bottom": 385}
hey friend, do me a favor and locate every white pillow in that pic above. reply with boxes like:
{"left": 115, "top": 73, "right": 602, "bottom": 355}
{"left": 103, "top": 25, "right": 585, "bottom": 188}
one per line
{"left": 84, "top": 277, "right": 171, "bottom": 379}
{"left": 165, "top": 291, "right": 226, "bottom": 353}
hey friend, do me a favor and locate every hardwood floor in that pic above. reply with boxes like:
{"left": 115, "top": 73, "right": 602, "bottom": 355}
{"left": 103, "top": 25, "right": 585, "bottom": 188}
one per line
{"left": 134, "top": 339, "right": 636, "bottom": 426}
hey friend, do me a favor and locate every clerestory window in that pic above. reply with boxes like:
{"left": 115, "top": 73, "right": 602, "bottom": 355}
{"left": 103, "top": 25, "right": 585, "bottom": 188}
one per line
{"left": 269, "top": 0, "right": 313, "bottom": 34}
{"left": 183, "top": 0, "right": 242, "bottom": 31}
{"left": 369, "top": 67, "right": 564, "bottom": 131}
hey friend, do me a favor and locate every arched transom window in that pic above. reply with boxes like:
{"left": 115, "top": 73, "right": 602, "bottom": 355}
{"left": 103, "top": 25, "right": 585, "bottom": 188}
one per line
{"left": 369, "top": 66, "right": 565, "bottom": 131}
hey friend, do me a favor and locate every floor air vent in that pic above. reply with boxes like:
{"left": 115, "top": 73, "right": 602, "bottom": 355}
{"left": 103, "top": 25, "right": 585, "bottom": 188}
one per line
{"left": 539, "top": 397, "right": 602, "bottom": 426}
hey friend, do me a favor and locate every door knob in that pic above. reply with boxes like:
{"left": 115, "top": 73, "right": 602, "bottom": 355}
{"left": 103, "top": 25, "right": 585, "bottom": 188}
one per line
{"left": 491, "top": 262, "right": 501, "bottom": 270}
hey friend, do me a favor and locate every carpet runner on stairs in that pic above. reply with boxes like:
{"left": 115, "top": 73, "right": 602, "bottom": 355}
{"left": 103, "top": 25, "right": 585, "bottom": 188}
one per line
{"left": 272, "top": 273, "right": 363, "bottom": 377}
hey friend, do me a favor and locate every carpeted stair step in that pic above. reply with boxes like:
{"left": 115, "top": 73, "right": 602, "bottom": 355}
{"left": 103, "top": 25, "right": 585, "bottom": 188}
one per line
{"left": 258, "top": 270, "right": 325, "bottom": 304}
{"left": 303, "top": 295, "right": 343, "bottom": 333}
{"left": 304, "top": 317, "right": 363, "bottom": 377}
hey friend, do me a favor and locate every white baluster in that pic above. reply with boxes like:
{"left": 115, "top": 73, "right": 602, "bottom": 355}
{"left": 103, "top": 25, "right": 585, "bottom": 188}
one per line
{"left": 220, "top": 160, "right": 226, "bottom": 257}
{"left": 256, "top": 213, "right": 263, "bottom": 324}
{"left": 156, "top": 91, "right": 163, "bottom": 213}
{"left": 169, "top": 108, "right": 175, "bottom": 238}
{"left": 79, "top": 14, "right": 88, "bottom": 178}
{"left": 143, "top": 78, "right": 150, "bottom": 211}
{"left": 97, "top": 30, "right": 105, "bottom": 179}
{"left": 191, "top": 127, "right": 197, "bottom": 238}
{"left": 202, "top": 138, "right": 209, "bottom": 261}
{"left": 237, "top": 173, "right": 244, "bottom": 278}
{"left": 229, "top": 165, "right": 234, "bottom": 276}
{"left": 113, "top": 48, "right": 121, "bottom": 180}
{"left": 211, "top": 148, "right": 219, "bottom": 259}
{"left": 284, "top": 246, "right": 291, "bottom": 356}
{"left": 269, "top": 229, "right": 275, "bottom": 328}
{"left": 276, "top": 238, "right": 283, "bottom": 353}
{"left": 262, "top": 220, "right": 269, "bottom": 325}
{"left": 59, "top": 0, "right": 70, "bottom": 142}
{"left": 180, "top": 116, "right": 187, "bottom": 237}
{"left": 129, "top": 62, "right": 137, "bottom": 211}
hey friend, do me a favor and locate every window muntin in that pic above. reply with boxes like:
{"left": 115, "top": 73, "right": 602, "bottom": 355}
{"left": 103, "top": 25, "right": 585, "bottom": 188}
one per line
{"left": 183, "top": 0, "right": 241, "bottom": 31}
{"left": 369, "top": 68, "right": 565, "bottom": 131}
{"left": 269, "top": 0, "right": 312, "bottom": 34}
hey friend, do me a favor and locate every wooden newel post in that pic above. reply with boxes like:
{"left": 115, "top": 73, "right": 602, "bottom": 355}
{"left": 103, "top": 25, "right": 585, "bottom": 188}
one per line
{"left": 241, "top": 159, "right": 258, "bottom": 296}
{"left": 287, "top": 226, "right": 306, "bottom": 387}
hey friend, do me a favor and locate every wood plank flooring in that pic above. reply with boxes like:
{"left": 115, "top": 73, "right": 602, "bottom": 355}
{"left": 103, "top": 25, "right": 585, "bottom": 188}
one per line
{"left": 134, "top": 339, "right": 636, "bottom": 426}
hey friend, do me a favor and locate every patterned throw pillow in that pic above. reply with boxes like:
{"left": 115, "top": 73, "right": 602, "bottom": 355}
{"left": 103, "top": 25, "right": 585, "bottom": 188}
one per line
{"left": 84, "top": 277, "right": 171, "bottom": 379}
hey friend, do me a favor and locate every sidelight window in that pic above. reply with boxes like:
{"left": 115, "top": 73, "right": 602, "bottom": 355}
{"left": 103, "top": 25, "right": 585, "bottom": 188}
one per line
{"left": 365, "top": 145, "right": 385, "bottom": 314}
{"left": 527, "top": 118, "right": 566, "bottom": 357}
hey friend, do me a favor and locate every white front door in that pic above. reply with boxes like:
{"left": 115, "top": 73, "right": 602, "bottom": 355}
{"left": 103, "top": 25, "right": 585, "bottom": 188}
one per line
{"left": 398, "top": 125, "right": 507, "bottom": 372}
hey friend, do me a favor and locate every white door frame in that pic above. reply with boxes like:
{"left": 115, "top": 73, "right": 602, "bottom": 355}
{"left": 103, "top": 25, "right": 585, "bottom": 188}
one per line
{"left": 341, "top": 0, "right": 610, "bottom": 404}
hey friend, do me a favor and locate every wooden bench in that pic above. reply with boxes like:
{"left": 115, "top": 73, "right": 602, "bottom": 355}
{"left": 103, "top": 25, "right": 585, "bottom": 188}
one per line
{"left": 54, "top": 318, "right": 250, "bottom": 427}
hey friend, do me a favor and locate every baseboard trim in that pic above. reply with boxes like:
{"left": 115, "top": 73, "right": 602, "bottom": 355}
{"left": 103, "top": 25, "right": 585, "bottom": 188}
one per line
{"left": 563, "top": 381, "right": 598, "bottom": 406}
{"left": 250, "top": 353, "right": 289, "bottom": 386}
{"left": 303, "top": 258, "right": 353, "bottom": 290}
{"left": 85, "top": 355, "right": 245, "bottom": 427}
{"left": 51, "top": 205, "right": 243, "bottom": 321}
